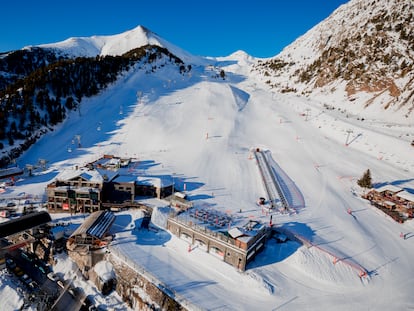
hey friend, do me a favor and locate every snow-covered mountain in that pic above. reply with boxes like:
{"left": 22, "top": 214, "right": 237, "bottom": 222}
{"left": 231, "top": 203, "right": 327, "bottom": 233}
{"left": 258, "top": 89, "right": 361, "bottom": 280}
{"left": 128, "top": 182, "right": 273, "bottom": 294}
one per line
{"left": 1, "top": 2, "right": 414, "bottom": 310}
{"left": 2, "top": 30, "right": 414, "bottom": 311}
{"left": 1, "top": 0, "right": 413, "bottom": 168}
{"left": 34, "top": 25, "right": 205, "bottom": 65}
{"left": 9, "top": 0, "right": 414, "bottom": 126}
{"left": 254, "top": 0, "right": 414, "bottom": 123}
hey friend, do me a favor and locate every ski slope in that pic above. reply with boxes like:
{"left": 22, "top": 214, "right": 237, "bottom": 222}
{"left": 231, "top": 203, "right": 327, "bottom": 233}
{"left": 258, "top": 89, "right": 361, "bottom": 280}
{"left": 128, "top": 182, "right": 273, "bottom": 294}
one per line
{"left": 1, "top": 50, "right": 414, "bottom": 310}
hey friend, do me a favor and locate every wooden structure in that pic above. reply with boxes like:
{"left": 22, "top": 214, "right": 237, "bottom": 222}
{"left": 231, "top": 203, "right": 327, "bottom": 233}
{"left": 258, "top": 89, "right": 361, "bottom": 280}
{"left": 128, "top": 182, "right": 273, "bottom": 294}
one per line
{"left": 67, "top": 210, "right": 115, "bottom": 248}
{"left": 363, "top": 184, "right": 414, "bottom": 221}
{"left": 66, "top": 210, "right": 116, "bottom": 275}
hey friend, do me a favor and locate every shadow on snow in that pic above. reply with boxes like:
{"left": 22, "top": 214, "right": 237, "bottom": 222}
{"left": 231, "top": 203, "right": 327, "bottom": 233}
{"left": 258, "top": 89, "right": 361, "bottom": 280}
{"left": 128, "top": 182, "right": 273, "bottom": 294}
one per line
{"left": 247, "top": 222, "right": 315, "bottom": 269}
{"left": 112, "top": 214, "right": 171, "bottom": 246}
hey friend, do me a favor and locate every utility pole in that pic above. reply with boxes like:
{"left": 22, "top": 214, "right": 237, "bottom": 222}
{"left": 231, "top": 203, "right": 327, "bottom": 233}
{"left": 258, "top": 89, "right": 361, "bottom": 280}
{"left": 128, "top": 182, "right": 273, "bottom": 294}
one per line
{"left": 136, "top": 91, "right": 143, "bottom": 105}
{"left": 74, "top": 135, "right": 81, "bottom": 148}
{"left": 305, "top": 108, "right": 311, "bottom": 121}
{"left": 172, "top": 172, "right": 175, "bottom": 195}
{"left": 345, "top": 129, "right": 353, "bottom": 146}
{"left": 38, "top": 159, "right": 48, "bottom": 170}
{"left": 26, "top": 164, "right": 34, "bottom": 176}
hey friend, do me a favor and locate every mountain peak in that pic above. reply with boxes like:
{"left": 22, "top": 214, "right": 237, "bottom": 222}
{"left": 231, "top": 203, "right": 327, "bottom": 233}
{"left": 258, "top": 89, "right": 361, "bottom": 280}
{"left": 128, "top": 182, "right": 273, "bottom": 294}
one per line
{"left": 32, "top": 25, "right": 204, "bottom": 64}
{"left": 33, "top": 24, "right": 161, "bottom": 57}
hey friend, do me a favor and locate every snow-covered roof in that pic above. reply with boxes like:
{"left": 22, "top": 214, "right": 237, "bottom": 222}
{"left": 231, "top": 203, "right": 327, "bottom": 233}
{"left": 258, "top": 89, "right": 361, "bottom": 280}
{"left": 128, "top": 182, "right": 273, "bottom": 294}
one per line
{"left": 70, "top": 210, "right": 115, "bottom": 239}
{"left": 374, "top": 184, "right": 403, "bottom": 194}
{"left": 79, "top": 171, "right": 100, "bottom": 181}
{"left": 57, "top": 168, "right": 104, "bottom": 183}
{"left": 227, "top": 220, "right": 265, "bottom": 242}
{"left": 95, "top": 168, "right": 118, "bottom": 182}
{"left": 136, "top": 175, "right": 173, "bottom": 188}
{"left": 396, "top": 190, "right": 414, "bottom": 203}
{"left": 228, "top": 227, "right": 244, "bottom": 239}
{"left": 96, "top": 157, "right": 121, "bottom": 168}
{"left": 113, "top": 174, "right": 136, "bottom": 183}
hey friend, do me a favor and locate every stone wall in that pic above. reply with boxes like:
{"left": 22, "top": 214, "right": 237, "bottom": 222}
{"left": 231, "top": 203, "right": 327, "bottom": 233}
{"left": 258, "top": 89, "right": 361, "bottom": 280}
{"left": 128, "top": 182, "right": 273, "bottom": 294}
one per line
{"left": 106, "top": 252, "right": 188, "bottom": 311}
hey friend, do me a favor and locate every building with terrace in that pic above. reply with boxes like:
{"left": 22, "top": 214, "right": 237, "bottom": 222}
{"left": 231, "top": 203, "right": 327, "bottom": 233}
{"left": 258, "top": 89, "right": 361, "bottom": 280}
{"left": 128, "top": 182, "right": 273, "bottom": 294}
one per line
{"left": 46, "top": 155, "right": 175, "bottom": 213}
{"left": 167, "top": 213, "right": 267, "bottom": 271}
{"left": 363, "top": 184, "right": 414, "bottom": 221}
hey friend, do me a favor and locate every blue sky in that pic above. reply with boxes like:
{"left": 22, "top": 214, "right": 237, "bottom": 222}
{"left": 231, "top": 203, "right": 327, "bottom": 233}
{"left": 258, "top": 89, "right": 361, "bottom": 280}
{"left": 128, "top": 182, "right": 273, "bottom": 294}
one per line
{"left": 1, "top": 0, "right": 349, "bottom": 58}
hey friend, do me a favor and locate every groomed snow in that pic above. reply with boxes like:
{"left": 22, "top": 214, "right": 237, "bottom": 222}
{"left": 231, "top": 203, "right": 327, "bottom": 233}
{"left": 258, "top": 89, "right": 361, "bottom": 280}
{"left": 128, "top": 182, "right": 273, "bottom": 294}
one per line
{"left": 1, "top": 45, "right": 413, "bottom": 310}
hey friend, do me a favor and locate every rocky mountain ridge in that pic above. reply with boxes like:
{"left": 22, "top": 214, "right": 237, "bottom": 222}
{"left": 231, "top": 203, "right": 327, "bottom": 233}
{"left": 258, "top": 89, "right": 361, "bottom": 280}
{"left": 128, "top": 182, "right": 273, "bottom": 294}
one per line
{"left": 253, "top": 0, "right": 414, "bottom": 121}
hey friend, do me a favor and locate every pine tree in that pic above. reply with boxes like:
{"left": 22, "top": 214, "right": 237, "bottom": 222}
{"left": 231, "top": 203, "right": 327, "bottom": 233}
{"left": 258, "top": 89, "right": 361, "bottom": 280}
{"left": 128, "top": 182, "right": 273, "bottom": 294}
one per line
{"left": 357, "top": 169, "right": 372, "bottom": 188}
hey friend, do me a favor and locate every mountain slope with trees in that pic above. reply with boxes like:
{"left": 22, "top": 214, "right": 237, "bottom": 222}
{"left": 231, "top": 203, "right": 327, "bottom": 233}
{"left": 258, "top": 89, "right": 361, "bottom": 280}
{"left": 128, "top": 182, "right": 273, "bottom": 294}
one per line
{"left": 0, "top": 45, "right": 187, "bottom": 167}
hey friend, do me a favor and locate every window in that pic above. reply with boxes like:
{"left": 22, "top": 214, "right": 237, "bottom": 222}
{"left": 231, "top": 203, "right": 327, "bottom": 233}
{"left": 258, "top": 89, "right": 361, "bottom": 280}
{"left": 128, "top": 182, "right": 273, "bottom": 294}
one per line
{"left": 55, "top": 192, "right": 67, "bottom": 197}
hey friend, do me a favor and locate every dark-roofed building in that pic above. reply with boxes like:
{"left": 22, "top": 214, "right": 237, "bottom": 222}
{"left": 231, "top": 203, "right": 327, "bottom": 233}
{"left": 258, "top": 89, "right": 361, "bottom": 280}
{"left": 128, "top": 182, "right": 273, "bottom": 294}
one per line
{"left": 66, "top": 210, "right": 116, "bottom": 276}
{"left": 0, "top": 211, "right": 51, "bottom": 238}
{"left": 0, "top": 211, "right": 52, "bottom": 262}
{"left": 0, "top": 166, "right": 24, "bottom": 180}
{"left": 46, "top": 168, "right": 105, "bottom": 213}
{"left": 67, "top": 210, "right": 115, "bottom": 248}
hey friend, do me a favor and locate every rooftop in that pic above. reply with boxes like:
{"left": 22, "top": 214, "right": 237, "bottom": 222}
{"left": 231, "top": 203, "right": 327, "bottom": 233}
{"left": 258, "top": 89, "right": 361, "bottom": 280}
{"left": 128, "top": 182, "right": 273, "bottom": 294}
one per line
{"left": 374, "top": 184, "right": 404, "bottom": 194}
{"left": 70, "top": 210, "right": 115, "bottom": 240}
{"left": 0, "top": 211, "right": 51, "bottom": 238}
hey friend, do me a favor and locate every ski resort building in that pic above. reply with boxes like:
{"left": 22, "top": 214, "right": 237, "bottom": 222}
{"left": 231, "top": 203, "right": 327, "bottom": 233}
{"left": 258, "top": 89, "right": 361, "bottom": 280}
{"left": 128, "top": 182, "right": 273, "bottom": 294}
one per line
{"left": 67, "top": 210, "right": 115, "bottom": 248}
{"left": 167, "top": 216, "right": 267, "bottom": 271}
{"left": 46, "top": 169, "right": 104, "bottom": 213}
{"left": 0, "top": 211, "right": 53, "bottom": 264}
{"left": 363, "top": 184, "right": 414, "bottom": 221}
{"left": 0, "top": 166, "right": 24, "bottom": 180}
{"left": 46, "top": 155, "right": 174, "bottom": 213}
{"left": 66, "top": 210, "right": 116, "bottom": 275}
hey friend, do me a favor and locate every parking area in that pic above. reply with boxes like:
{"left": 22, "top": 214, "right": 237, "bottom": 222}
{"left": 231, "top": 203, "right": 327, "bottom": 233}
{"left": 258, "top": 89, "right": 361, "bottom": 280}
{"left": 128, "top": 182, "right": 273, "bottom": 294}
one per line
{"left": 3, "top": 251, "right": 85, "bottom": 310}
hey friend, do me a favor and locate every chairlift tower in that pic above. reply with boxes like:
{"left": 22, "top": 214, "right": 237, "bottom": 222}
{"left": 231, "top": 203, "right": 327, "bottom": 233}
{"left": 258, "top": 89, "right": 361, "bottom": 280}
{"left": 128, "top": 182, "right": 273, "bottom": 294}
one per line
{"left": 345, "top": 129, "right": 353, "bottom": 146}
{"left": 306, "top": 108, "right": 311, "bottom": 121}
{"left": 172, "top": 172, "right": 176, "bottom": 194}
{"left": 38, "top": 159, "right": 48, "bottom": 170}
{"left": 74, "top": 135, "right": 81, "bottom": 148}
{"left": 136, "top": 91, "right": 143, "bottom": 104}
{"left": 25, "top": 164, "right": 34, "bottom": 176}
